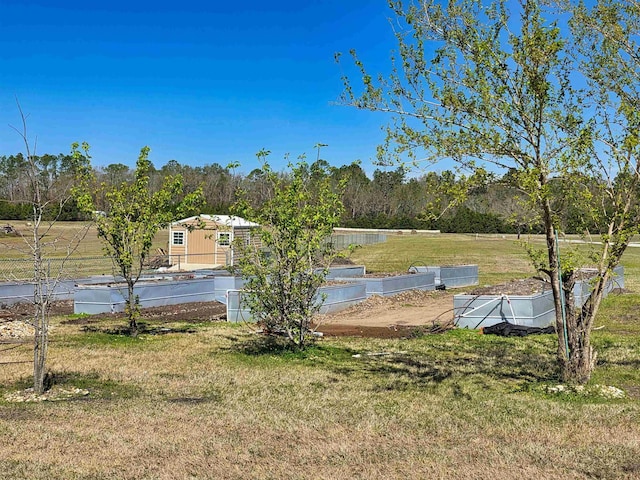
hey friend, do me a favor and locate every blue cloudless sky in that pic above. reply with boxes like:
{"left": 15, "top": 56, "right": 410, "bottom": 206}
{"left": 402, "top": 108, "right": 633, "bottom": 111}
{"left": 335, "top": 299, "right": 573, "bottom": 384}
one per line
{"left": 0, "top": 0, "right": 399, "bottom": 174}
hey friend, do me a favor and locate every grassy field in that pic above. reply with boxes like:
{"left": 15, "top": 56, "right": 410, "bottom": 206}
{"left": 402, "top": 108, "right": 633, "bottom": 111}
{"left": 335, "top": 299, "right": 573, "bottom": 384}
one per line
{"left": 350, "top": 232, "right": 640, "bottom": 290}
{"left": 0, "top": 222, "right": 169, "bottom": 279}
{"left": 1, "top": 233, "right": 639, "bottom": 479}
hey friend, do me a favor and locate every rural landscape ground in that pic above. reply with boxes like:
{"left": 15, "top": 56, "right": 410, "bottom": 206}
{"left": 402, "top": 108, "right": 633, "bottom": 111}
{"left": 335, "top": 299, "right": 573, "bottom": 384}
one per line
{"left": 1, "top": 226, "right": 639, "bottom": 479}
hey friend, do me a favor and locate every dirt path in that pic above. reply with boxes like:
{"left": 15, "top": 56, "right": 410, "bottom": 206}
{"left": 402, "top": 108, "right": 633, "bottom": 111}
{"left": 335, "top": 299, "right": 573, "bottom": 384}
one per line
{"left": 314, "top": 290, "right": 455, "bottom": 337}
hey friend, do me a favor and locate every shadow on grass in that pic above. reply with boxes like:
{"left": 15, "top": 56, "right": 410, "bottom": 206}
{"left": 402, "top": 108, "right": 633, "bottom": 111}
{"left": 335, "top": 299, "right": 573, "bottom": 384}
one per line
{"left": 227, "top": 334, "right": 358, "bottom": 362}
{"left": 80, "top": 322, "right": 198, "bottom": 336}
{"left": 226, "top": 330, "right": 558, "bottom": 390}
{"left": 598, "top": 358, "right": 640, "bottom": 368}
{"left": 230, "top": 335, "right": 297, "bottom": 356}
{"left": 166, "top": 388, "right": 223, "bottom": 405}
{"left": 45, "top": 371, "right": 141, "bottom": 399}
{"left": 1, "top": 371, "right": 141, "bottom": 407}
{"left": 346, "top": 341, "right": 559, "bottom": 391}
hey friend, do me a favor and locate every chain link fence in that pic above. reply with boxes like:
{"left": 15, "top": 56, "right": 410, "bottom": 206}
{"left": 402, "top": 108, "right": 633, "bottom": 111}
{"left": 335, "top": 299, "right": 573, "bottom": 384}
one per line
{"left": 326, "top": 233, "right": 387, "bottom": 251}
{"left": 0, "top": 234, "right": 387, "bottom": 282}
{"left": 0, "top": 252, "right": 235, "bottom": 282}
{"left": 0, "top": 256, "right": 117, "bottom": 282}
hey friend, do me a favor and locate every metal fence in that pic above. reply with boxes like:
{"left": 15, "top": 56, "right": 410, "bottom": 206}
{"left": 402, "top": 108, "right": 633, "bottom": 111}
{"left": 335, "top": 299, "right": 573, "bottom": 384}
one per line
{"left": 327, "top": 233, "right": 387, "bottom": 251}
{"left": 0, "top": 234, "right": 384, "bottom": 281}
{"left": 0, "top": 256, "right": 116, "bottom": 282}
{"left": 0, "top": 252, "right": 235, "bottom": 282}
{"left": 165, "top": 252, "right": 231, "bottom": 270}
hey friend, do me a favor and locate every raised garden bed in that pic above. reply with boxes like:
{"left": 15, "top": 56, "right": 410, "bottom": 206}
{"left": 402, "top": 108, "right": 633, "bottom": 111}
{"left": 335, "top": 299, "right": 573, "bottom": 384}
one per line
{"left": 0, "top": 270, "right": 230, "bottom": 307}
{"left": 0, "top": 275, "right": 123, "bottom": 306}
{"left": 454, "top": 266, "right": 624, "bottom": 329}
{"left": 407, "top": 265, "right": 478, "bottom": 288}
{"left": 573, "top": 266, "right": 624, "bottom": 306}
{"left": 226, "top": 282, "right": 368, "bottom": 323}
{"left": 334, "top": 272, "right": 436, "bottom": 297}
{"left": 74, "top": 277, "right": 219, "bottom": 314}
{"left": 454, "top": 288, "right": 555, "bottom": 330}
{"left": 324, "top": 265, "right": 366, "bottom": 279}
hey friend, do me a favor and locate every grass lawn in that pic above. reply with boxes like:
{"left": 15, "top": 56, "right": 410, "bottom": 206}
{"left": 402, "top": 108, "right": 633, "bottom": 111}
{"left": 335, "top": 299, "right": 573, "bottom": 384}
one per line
{"left": 0, "top": 221, "right": 170, "bottom": 279}
{"left": 1, "top": 233, "right": 639, "bottom": 479}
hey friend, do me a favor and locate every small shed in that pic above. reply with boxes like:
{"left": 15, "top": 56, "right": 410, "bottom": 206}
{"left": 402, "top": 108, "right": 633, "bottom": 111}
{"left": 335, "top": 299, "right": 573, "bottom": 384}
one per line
{"left": 168, "top": 214, "right": 259, "bottom": 268}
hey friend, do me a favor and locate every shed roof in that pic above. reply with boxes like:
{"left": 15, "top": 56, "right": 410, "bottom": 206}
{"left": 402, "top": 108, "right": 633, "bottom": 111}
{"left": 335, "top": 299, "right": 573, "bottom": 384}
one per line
{"left": 172, "top": 214, "right": 259, "bottom": 228}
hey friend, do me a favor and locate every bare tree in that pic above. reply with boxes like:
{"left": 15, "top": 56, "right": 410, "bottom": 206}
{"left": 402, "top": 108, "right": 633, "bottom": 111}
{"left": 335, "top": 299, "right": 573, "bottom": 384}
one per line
{"left": 7, "top": 103, "right": 92, "bottom": 394}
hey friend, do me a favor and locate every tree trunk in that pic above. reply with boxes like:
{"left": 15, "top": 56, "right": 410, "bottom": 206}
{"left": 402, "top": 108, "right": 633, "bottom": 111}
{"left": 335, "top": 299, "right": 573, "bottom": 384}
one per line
{"left": 561, "top": 274, "right": 607, "bottom": 383}
{"left": 541, "top": 205, "right": 570, "bottom": 375}
{"left": 545, "top": 219, "right": 609, "bottom": 384}
{"left": 126, "top": 281, "right": 138, "bottom": 336}
{"left": 32, "top": 233, "right": 48, "bottom": 394}
{"left": 563, "top": 341, "right": 595, "bottom": 384}
{"left": 33, "top": 283, "right": 48, "bottom": 394}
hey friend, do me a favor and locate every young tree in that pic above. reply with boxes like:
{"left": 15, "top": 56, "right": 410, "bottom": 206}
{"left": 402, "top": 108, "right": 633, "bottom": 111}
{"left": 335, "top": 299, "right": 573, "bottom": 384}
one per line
{"left": 74, "top": 145, "right": 203, "bottom": 336}
{"left": 338, "top": 0, "right": 636, "bottom": 383}
{"left": 233, "top": 149, "right": 344, "bottom": 349}
{"left": 6, "top": 108, "right": 93, "bottom": 394}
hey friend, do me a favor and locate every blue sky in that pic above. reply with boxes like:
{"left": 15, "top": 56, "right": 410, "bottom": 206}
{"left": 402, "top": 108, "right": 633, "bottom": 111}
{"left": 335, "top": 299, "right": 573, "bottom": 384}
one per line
{"left": 0, "top": 0, "right": 398, "bottom": 174}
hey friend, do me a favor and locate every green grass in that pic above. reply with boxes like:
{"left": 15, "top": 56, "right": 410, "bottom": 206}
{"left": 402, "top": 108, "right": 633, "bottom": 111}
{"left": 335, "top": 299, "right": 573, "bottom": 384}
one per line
{"left": 350, "top": 232, "right": 640, "bottom": 289}
{"left": 350, "top": 233, "right": 541, "bottom": 284}
{"left": 0, "top": 315, "right": 639, "bottom": 478}
{"left": 1, "top": 233, "right": 639, "bottom": 479}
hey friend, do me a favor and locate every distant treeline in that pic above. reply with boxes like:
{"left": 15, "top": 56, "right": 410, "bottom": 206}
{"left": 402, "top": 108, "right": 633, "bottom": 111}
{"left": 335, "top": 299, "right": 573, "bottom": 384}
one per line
{"left": 0, "top": 153, "right": 597, "bottom": 234}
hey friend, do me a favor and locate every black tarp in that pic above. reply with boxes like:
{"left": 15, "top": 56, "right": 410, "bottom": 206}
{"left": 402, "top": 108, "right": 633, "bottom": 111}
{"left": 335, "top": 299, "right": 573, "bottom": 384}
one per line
{"left": 481, "top": 322, "right": 555, "bottom": 337}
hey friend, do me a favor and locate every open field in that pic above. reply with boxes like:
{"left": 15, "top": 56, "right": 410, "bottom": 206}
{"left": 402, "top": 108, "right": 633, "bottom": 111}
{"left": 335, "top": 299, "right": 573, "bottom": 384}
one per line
{"left": 0, "top": 222, "right": 170, "bottom": 280}
{"left": 0, "top": 221, "right": 170, "bottom": 257}
{"left": 350, "top": 232, "right": 640, "bottom": 290}
{"left": 1, "top": 233, "right": 640, "bottom": 479}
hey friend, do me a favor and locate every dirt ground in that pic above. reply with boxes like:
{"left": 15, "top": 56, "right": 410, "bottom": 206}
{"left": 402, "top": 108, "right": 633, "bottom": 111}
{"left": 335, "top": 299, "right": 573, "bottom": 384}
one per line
{"left": 0, "top": 289, "right": 457, "bottom": 339}
{"left": 468, "top": 277, "right": 550, "bottom": 296}
{"left": 314, "top": 289, "right": 455, "bottom": 338}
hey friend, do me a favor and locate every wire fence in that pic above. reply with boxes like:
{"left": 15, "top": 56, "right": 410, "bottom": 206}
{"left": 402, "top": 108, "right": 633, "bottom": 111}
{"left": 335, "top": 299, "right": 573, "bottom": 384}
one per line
{"left": 326, "top": 233, "right": 387, "bottom": 251}
{"left": 0, "top": 256, "right": 116, "bottom": 282}
{"left": 0, "top": 234, "right": 387, "bottom": 282}
{"left": 0, "top": 252, "right": 235, "bottom": 282}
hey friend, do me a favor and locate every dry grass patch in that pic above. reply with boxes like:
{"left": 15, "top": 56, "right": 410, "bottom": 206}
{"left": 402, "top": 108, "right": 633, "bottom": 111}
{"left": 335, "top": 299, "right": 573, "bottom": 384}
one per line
{"left": 0, "top": 221, "right": 169, "bottom": 279}
{"left": 1, "top": 307, "right": 639, "bottom": 479}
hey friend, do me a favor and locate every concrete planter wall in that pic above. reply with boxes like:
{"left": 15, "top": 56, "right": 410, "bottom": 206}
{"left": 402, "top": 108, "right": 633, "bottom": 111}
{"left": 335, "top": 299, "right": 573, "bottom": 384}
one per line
{"left": 74, "top": 277, "right": 218, "bottom": 314}
{"left": 0, "top": 281, "right": 71, "bottom": 306}
{"left": 337, "top": 272, "right": 435, "bottom": 297}
{"left": 211, "top": 275, "right": 246, "bottom": 302}
{"left": 0, "top": 270, "right": 229, "bottom": 307}
{"left": 408, "top": 265, "right": 478, "bottom": 288}
{"left": 318, "top": 283, "right": 368, "bottom": 313}
{"left": 225, "top": 290, "right": 252, "bottom": 323}
{"left": 226, "top": 282, "right": 368, "bottom": 323}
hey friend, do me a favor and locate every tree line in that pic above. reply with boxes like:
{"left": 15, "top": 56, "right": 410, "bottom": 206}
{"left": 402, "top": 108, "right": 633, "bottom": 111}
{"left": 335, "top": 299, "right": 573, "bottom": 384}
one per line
{"left": 0, "top": 152, "right": 603, "bottom": 234}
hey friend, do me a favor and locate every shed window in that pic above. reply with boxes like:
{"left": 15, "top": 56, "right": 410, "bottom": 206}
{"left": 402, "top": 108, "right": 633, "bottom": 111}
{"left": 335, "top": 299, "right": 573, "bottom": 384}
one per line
{"left": 217, "top": 231, "right": 232, "bottom": 246}
{"left": 172, "top": 231, "right": 185, "bottom": 246}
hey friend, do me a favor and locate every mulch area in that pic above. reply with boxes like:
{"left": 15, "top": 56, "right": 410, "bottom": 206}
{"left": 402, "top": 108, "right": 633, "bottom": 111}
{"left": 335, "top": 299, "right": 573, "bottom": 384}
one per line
{"left": 0, "top": 300, "right": 227, "bottom": 328}
{"left": 62, "top": 301, "right": 228, "bottom": 325}
{"left": 2, "top": 291, "right": 447, "bottom": 339}
{"left": 468, "top": 277, "right": 551, "bottom": 296}
{"left": 314, "top": 323, "right": 450, "bottom": 339}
